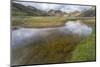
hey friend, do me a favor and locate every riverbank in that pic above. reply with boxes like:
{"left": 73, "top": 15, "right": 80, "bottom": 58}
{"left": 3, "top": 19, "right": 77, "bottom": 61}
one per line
{"left": 70, "top": 28, "right": 96, "bottom": 62}
{"left": 11, "top": 21, "right": 94, "bottom": 65}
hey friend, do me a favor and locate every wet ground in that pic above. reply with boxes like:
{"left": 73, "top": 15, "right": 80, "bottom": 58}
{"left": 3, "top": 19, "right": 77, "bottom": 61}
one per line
{"left": 11, "top": 20, "right": 92, "bottom": 65}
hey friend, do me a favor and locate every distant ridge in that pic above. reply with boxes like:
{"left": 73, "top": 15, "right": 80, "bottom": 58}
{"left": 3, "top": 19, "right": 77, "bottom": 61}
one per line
{"left": 12, "top": 2, "right": 48, "bottom": 16}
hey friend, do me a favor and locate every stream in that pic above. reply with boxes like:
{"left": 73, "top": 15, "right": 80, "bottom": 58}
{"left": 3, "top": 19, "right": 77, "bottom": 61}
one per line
{"left": 11, "top": 20, "right": 93, "bottom": 65}
{"left": 11, "top": 20, "right": 92, "bottom": 49}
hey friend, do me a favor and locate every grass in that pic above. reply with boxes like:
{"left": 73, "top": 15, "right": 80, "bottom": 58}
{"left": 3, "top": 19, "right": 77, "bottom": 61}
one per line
{"left": 70, "top": 28, "right": 96, "bottom": 62}
{"left": 12, "top": 16, "right": 95, "bottom": 28}
{"left": 12, "top": 16, "right": 67, "bottom": 28}
{"left": 11, "top": 16, "right": 96, "bottom": 65}
{"left": 13, "top": 31, "right": 96, "bottom": 65}
{"left": 12, "top": 32, "right": 82, "bottom": 65}
{"left": 81, "top": 19, "right": 96, "bottom": 27}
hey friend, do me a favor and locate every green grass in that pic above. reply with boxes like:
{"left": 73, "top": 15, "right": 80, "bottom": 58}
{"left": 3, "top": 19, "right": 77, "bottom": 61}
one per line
{"left": 70, "top": 28, "right": 96, "bottom": 62}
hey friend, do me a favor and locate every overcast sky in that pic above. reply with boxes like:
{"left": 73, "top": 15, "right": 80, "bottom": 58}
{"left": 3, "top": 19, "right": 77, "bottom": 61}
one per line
{"left": 14, "top": 1, "right": 93, "bottom": 13}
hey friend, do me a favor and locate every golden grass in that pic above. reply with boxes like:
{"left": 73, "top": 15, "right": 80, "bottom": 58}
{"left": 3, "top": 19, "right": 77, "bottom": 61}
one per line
{"left": 11, "top": 33, "right": 81, "bottom": 65}
{"left": 12, "top": 16, "right": 95, "bottom": 28}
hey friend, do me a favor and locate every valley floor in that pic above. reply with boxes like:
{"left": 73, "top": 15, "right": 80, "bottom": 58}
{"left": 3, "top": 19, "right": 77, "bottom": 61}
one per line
{"left": 11, "top": 16, "right": 96, "bottom": 65}
{"left": 12, "top": 16, "right": 95, "bottom": 28}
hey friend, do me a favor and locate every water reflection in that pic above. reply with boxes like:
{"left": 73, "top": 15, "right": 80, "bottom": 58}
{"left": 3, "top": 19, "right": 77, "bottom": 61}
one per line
{"left": 11, "top": 20, "right": 92, "bottom": 49}
{"left": 64, "top": 20, "right": 92, "bottom": 36}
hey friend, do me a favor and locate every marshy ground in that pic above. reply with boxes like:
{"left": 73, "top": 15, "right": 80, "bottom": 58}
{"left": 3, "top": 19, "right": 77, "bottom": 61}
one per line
{"left": 11, "top": 16, "right": 96, "bottom": 65}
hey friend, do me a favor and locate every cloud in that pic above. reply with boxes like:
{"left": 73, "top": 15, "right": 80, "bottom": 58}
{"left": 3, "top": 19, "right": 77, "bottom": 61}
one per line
{"left": 14, "top": 1, "right": 92, "bottom": 12}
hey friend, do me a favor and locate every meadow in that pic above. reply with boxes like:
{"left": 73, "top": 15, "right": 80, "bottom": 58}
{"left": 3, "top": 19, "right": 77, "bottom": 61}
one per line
{"left": 12, "top": 16, "right": 95, "bottom": 28}
{"left": 11, "top": 1, "right": 96, "bottom": 66}
{"left": 11, "top": 16, "right": 96, "bottom": 65}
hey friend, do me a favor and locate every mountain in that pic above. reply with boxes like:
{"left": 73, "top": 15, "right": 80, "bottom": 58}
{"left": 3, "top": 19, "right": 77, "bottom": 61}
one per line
{"left": 12, "top": 2, "right": 95, "bottom": 17}
{"left": 12, "top": 2, "right": 69, "bottom": 16}
{"left": 12, "top": 2, "right": 48, "bottom": 16}
{"left": 48, "top": 9, "right": 68, "bottom": 16}
{"left": 78, "top": 6, "right": 96, "bottom": 17}
{"left": 68, "top": 11, "right": 81, "bottom": 17}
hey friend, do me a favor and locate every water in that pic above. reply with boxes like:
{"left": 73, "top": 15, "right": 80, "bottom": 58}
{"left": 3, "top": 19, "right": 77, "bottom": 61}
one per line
{"left": 64, "top": 20, "right": 92, "bottom": 36}
{"left": 11, "top": 20, "right": 92, "bottom": 49}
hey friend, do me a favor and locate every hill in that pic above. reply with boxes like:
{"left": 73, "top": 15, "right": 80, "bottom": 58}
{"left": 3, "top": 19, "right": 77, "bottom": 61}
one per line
{"left": 12, "top": 2, "right": 48, "bottom": 16}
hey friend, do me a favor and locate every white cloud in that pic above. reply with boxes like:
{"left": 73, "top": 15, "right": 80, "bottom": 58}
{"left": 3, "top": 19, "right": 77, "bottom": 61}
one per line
{"left": 14, "top": 1, "right": 92, "bottom": 12}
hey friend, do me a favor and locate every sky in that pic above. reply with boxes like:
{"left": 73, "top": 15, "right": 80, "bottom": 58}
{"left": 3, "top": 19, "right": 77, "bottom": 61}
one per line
{"left": 14, "top": 1, "right": 93, "bottom": 13}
